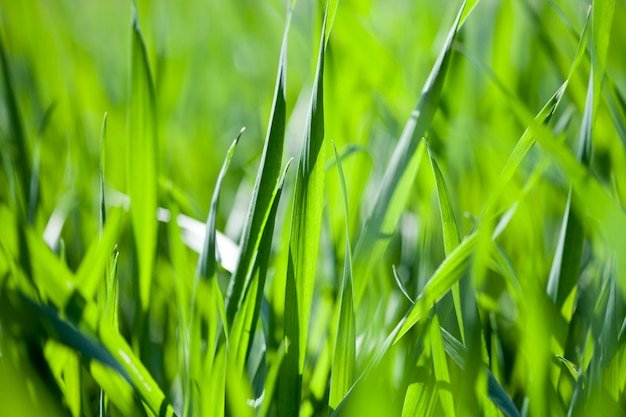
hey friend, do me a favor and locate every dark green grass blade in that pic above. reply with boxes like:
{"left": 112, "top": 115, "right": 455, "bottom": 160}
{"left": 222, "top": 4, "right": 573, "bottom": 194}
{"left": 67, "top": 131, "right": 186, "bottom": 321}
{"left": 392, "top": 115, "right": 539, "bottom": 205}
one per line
{"left": 128, "top": 6, "right": 158, "bottom": 312}
{"left": 225, "top": 10, "right": 291, "bottom": 324}
{"left": 329, "top": 143, "right": 356, "bottom": 410}
{"left": 440, "top": 328, "right": 521, "bottom": 417}
{"left": 547, "top": 69, "right": 593, "bottom": 308}
{"left": 99, "top": 113, "right": 108, "bottom": 235}
{"left": 352, "top": 1, "right": 467, "bottom": 306}
{"left": 278, "top": 6, "right": 329, "bottom": 415}
{"left": 0, "top": 31, "right": 29, "bottom": 215}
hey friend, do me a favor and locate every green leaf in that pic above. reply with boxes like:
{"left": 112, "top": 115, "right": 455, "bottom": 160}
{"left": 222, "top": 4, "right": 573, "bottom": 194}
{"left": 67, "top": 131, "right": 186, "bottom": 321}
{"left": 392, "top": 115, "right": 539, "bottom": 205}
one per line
{"left": 592, "top": 0, "right": 615, "bottom": 74}
{"left": 329, "top": 142, "right": 356, "bottom": 410}
{"left": 128, "top": 6, "right": 158, "bottom": 312}
{"left": 352, "top": 0, "right": 467, "bottom": 306}
{"left": 225, "top": 9, "right": 291, "bottom": 324}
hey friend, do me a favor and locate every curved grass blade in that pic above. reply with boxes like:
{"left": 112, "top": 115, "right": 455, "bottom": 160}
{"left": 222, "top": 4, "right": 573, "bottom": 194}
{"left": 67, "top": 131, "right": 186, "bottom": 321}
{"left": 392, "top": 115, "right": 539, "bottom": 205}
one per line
{"left": 225, "top": 9, "right": 292, "bottom": 325}
{"left": 278, "top": 6, "right": 329, "bottom": 415}
{"left": 128, "top": 5, "right": 158, "bottom": 312}
{"left": 353, "top": 1, "right": 467, "bottom": 306}
{"left": 329, "top": 142, "right": 356, "bottom": 410}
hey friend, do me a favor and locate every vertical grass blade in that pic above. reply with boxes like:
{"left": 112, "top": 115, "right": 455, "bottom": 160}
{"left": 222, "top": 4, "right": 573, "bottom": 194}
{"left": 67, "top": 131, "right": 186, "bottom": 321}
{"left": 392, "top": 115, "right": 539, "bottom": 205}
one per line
{"left": 352, "top": 1, "right": 467, "bottom": 305}
{"left": 547, "top": 69, "right": 594, "bottom": 308}
{"left": 430, "top": 314, "right": 455, "bottom": 417}
{"left": 278, "top": 6, "right": 329, "bottom": 415}
{"left": 329, "top": 143, "right": 355, "bottom": 410}
{"left": 28, "top": 104, "right": 55, "bottom": 225}
{"left": 0, "top": 32, "right": 29, "bottom": 215}
{"left": 424, "top": 139, "right": 466, "bottom": 343}
{"left": 128, "top": 6, "right": 158, "bottom": 312}
{"left": 225, "top": 10, "right": 291, "bottom": 324}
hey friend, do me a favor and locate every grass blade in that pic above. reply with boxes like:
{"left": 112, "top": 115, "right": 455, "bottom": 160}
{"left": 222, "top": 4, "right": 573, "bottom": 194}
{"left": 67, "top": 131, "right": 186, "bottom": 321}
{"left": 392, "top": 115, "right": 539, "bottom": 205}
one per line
{"left": 225, "top": 9, "right": 291, "bottom": 324}
{"left": 430, "top": 314, "right": 455, "bottom": 417}
{"left": 128, "top": 6, "right": 158, "bottom": 312}
{"left": 329, "top": 142, "right": 356, "bottom": 410}
{"left": 353, "top": 1, "right": 467, "bottom": 306}
{"left": 278, "top": 6, "right": 329, "bottom": 415}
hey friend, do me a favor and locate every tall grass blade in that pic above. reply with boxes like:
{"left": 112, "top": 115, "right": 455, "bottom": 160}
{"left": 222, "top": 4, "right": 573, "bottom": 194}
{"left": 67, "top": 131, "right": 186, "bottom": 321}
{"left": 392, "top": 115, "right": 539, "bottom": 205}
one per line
{"left": 547, "top": 69, "right": 593, "bottom": 308}
{"left": 278, "top": 5, "right": 329, "bottom": 415}
{"left": 329, "top": 142, "right": 356, "bottom": 410}
{"left": 430, "top": 314, "right": 455, "bottom": 417}
{"left": 28, "top": 104, "right": 55, "bottom": 225}
{"left": 352, "top": 1, "right": 466, "bottom": 305}
{"left": 225, "top": 10, "right": 292, "bottom": 324}
{"left": 128, "top": 6, "right": 159, "bottom": 312}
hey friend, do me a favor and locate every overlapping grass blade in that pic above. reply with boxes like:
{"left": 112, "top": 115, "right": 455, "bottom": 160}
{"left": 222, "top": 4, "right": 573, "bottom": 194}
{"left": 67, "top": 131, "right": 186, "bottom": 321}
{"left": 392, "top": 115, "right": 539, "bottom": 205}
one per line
{"left": 28, "top": 104, "right": 55, "bottom": 225}
{"left": 231, "top": 160, "right": 291, "bottom": 370}
{"left": 278, "top": 5, "right": 329, "bottom": 415}
{"left": 547, "top": 69, "right": 593, "bottom": 308}
{"left": 440, "top": 328, "right": 520, "bottom": 417}
{"left": 128, "top": 6, "right": 159, "bottom": 312}
{"left": 329, "top": 142, "right": 356, "bottom": 410}
{"left": 424, "top": 139, "right": 465, "bottom": 342}
{"left": 352, "top": 1, "right": 467, "bottom": 306}
{"left": 225, "top": 9, "right": 291, "bottom": 324}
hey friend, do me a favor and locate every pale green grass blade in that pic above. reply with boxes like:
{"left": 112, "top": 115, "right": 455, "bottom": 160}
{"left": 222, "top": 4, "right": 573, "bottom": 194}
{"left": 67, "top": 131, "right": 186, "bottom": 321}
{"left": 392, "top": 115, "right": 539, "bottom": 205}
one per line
{"left": 392, "top": 265, "right": 415, "bottom": 304}
{"left": 401, "top": 382, "right": 437, "bottom": 417}
{"left": 547, "top": 69, "right": 593, "bottom": 308}
{"left": 440, "top": 328, "right": 521, "bottom": 417}
{"left": 128, "top": 6, "right": 158, "bottom": 312}
{"left": 592, "top": 0, "right": 615, "bottom": 74}
{"left": 329, "top": 142, "right": 356, "bottom": 410}
{"left": 225, "top": 10, "right": 291, "bottom": 324}
{"left": 430, "top": 314, "right": 455, "bottom": 417}
{"left": 424, "top": 139, "right": 465, "bottom": 343}
{"left": 278, "top": 6, "right": 328, "bottom": 413}
{"left": 352, "top": 1, "right": 466, "bottom": 306}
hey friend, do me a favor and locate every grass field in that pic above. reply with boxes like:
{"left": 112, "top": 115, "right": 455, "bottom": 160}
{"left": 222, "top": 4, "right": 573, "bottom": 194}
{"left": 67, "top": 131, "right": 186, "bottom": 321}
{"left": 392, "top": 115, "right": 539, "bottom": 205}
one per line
{"left": 1, "top": 0, "right": 626, "bottom": 416}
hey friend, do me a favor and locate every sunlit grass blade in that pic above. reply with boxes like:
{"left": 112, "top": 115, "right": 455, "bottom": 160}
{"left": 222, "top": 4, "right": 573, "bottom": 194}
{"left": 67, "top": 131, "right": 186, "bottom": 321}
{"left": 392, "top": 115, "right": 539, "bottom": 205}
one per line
{"left": 401, "top": 382, "right": 437, "bottom": 417}
{"left": 278, "top": 5, "right": 328, "bottom": 413}
{"left": 547, "top": 69, "right": 593, "bottom": 308}
{"left": 225, "top": 9, "right": 292, "bottom": 325}
{"left": 329, "top": 142, "right": 355, "bottom": 410}
{"left": 257, "top": 341, "right": 287, "bottom": 417}
{"left": 128, "top": 5, "right": 158, "bottom": 313}
{"left": 352, "top": 1, "right": 467, "bottom": 306}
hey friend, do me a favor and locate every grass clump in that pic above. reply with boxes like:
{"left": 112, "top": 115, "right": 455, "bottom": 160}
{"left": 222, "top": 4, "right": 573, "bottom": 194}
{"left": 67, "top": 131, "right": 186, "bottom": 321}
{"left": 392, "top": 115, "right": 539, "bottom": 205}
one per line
{"left": 1, "top": 0, "right": 626, "bottom": 416}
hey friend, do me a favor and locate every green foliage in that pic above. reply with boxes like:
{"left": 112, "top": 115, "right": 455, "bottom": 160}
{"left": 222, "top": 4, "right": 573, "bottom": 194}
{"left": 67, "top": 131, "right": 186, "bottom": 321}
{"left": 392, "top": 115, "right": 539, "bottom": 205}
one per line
{"left": 1, "top": 0, "right": 626, "bottom": 416}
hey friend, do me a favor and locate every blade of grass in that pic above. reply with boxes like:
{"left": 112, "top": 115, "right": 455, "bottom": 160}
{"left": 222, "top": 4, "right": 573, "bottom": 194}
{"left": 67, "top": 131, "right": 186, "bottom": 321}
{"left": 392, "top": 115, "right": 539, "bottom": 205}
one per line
{"left": 352, "top": 1, "right": 467, "bottom": 306}
{"left": 225, "top": 9, "right": 292, "bottom": 325}
{"left": 424, "top": 139, "right": 465, "bottom": 343}
{"left": 430, "top": 314, "right": 455, "bottom": 417}
{"left": 278, "top": 5, "right": 329, "bottom": 415}
{"left": 128, "top": 5, "right": 158, "bottom": 313}
{"left": 329, "top": 142, "right": 356, "bottom": 410}
{"left": 28, "top": 104, "right": 55, "bottom": 225}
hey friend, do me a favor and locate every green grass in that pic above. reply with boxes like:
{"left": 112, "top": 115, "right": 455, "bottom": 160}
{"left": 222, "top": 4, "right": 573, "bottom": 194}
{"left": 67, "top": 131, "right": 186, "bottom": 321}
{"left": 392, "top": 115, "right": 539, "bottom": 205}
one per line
{"left": 1, "top": 0, "right": 626, "bottom": 416}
